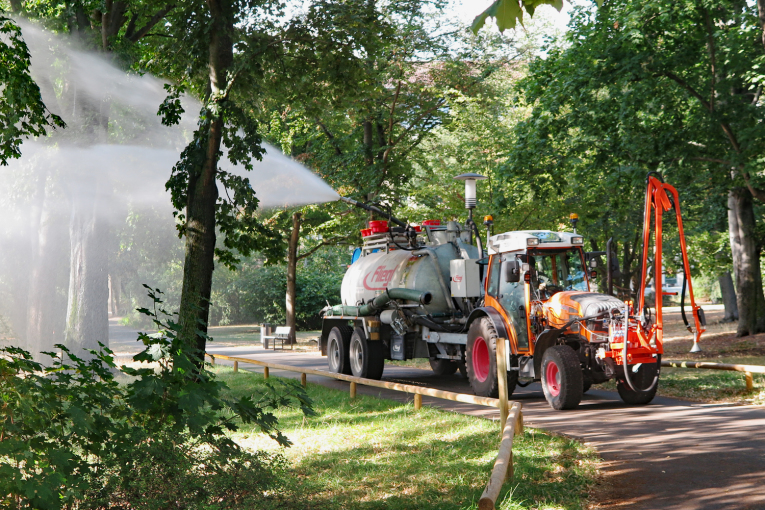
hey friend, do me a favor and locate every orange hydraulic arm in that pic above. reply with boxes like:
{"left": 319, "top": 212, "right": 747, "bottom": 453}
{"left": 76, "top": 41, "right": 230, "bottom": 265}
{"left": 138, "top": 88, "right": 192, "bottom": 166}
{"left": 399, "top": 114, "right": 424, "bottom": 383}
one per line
{"left": 636, "top": 173, "right": 706, "bottom": 352}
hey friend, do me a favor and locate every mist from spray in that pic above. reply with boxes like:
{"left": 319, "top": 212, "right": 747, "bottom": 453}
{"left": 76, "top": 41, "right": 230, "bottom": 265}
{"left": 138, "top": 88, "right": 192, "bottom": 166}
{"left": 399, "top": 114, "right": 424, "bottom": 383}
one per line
{"left": 0, "top": 21, "right": 338, "bottom": 358}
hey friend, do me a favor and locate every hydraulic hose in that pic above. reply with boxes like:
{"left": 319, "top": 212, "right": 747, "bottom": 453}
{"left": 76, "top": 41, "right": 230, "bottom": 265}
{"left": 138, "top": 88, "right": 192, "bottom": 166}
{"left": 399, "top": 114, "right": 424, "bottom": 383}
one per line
{"left": 621, "top": 303, "right": 660, "bottom": 394}
{"left": 680, "top": 272, "right": 691, "bottom": 332}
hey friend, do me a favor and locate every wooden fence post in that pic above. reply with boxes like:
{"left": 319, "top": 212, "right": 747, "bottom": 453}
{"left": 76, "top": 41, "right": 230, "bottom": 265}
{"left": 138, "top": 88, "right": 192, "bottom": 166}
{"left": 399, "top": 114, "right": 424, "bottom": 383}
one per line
{"left": 264, "top": 366, "right": 269, "bottom": 379}
{"left": 746, "top": 372, "right": 753, "bottom": 392}
{"left": 301, "top": 373, "right": 307, "bottom": 387}
{"left": 350, "top": 381, "right": 357, "bottom": 399}
{"left": 496, "top": 337, "right": 509, "bottom": 436}
{"left": 233, "top": 361, "right": 238, "bottom": 373}
{"left": 414, "top": 393, "right": 422, "bottom": 410}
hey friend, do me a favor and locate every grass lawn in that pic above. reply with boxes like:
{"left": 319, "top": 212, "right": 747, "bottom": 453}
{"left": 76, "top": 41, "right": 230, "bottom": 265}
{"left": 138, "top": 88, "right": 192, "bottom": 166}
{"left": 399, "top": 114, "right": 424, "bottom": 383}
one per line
{"left": 654, "top": 330, "right": 765, "bottom": 405}
{"left": 216, "top": 367, "right": 599, "bottom": 510}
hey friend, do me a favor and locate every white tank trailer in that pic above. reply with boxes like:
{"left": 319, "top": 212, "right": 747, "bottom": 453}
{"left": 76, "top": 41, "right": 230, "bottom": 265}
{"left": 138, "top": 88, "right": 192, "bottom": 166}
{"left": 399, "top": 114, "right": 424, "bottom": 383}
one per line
{"left": 321, "top": 173, "right": 490, "bottom": 380}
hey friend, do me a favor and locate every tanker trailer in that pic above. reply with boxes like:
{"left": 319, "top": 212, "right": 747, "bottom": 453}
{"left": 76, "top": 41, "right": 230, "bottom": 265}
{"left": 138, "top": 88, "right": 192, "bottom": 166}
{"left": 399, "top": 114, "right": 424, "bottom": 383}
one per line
{"left": 320, "top": 173, "right": 487, "bottom": 381}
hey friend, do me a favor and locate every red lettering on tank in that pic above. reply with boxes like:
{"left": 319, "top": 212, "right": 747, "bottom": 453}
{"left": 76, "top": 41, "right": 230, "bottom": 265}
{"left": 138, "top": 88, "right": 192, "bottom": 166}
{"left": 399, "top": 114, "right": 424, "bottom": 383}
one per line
{"left": 453, "top": 275, "right": 463, "bottom": 283}
{"left": 363, "top": 265, "right": 396, "bottom": 290}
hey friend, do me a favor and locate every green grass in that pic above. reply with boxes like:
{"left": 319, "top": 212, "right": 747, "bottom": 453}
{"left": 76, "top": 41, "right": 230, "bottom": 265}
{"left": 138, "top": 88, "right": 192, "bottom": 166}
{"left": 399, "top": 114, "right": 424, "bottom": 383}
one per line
{"left": 216, "top": 367, "right": 598, "bottom": 510}
{"left": 598, "top": 363, "right": 765, "bottom": 405}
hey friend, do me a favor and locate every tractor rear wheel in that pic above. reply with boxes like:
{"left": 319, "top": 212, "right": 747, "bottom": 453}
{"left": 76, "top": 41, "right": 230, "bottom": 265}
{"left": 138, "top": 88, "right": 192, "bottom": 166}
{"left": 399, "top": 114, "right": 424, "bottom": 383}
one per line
{"left": 617, "top": 360, "right": 660, "bottom": 405}
{"left": 541, "top": 345, "right": 583, "bottom": 410}
{"left": 327, "top": 326, "right": 353, "bottom": 375}
{"left": 466, "top": 317, "right": 518, "bottom": 398}
{"left": 429, "top": 359, "right": 459, "bottom": 376}
{"left": 349, "top": 327, "right": 385, "bottom": 380}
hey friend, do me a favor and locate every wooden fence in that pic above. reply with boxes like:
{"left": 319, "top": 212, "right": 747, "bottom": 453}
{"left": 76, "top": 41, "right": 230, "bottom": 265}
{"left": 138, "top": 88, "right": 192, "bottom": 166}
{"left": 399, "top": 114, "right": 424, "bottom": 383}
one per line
{"left": 661, "top": 359, "right": 765, "bottom": 391}
{"left": 205, "top": 346, "right": 522, "bottom": 510}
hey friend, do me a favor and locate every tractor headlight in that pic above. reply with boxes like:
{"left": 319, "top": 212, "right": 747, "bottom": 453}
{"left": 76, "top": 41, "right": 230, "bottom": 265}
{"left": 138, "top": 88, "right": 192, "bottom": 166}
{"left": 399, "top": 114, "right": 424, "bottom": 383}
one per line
{"left": 571, "top": 236, "right": 584, "bottom": 245}
{"left": 526, "top": 238, "right": 540, "bottom": 246}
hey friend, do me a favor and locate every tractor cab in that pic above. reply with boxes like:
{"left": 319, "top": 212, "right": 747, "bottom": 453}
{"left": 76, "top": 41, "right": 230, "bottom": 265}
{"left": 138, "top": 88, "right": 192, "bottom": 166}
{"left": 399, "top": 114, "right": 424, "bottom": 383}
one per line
{"left": 484, "top": 231, "right": 593, "bottom": 346}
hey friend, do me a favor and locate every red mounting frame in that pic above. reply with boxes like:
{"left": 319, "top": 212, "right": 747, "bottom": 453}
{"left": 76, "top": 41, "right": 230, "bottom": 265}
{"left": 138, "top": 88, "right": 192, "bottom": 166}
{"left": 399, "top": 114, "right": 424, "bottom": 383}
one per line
{"left": 636, "top": 176, "right": 706, "bottom": 350}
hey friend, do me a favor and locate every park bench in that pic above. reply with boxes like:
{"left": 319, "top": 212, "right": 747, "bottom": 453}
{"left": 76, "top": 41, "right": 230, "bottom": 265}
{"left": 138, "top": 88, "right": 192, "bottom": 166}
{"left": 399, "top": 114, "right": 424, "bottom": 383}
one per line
{"left": 262, "top": 326, "right": 293, "bottom": 350}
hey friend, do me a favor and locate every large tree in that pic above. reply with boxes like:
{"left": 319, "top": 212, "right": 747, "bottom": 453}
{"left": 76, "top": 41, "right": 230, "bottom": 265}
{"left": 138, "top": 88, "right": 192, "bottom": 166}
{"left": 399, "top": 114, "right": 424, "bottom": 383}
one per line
{"left": 505, "top": 0, "right": 765, "bottom": 335}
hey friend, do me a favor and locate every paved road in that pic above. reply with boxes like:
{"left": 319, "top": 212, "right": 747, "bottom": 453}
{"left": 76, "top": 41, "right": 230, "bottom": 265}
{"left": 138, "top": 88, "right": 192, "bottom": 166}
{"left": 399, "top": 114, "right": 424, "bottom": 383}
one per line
{"left": 205, "top": 344, "right": 765, "bottom": 510}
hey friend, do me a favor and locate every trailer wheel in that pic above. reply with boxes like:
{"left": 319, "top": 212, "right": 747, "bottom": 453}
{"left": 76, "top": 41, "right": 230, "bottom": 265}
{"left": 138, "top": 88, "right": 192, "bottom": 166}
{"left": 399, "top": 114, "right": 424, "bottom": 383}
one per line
{"left": 349, "top": 327, "right": 385, "bottom": 380}
{"left": 541, "top": 345, "right": 583, "bottom": 410}
{"left": 617, "top": 361, "right": 659, "bottom": 405}
{"left": 466, "top": 317, "right": 518, "bottom": 398}
{"left": 327, "top": 326, "right": 353, "bottom": 375}
{"left": 429, "top": 359, "right": 459, "bottom": 376}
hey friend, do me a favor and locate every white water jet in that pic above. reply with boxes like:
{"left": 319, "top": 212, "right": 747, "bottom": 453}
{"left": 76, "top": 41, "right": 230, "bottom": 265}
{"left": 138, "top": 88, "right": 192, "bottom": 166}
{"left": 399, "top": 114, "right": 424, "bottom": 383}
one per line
{"left": 0, "top": 21, "right": 338, "bottom": 357}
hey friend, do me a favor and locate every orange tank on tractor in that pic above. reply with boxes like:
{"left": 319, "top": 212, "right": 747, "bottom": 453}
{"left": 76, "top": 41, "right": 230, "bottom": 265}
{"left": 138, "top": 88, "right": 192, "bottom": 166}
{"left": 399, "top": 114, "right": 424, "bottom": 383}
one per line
{"left": 322, "top": 173, "right": 705, "bottom": 409}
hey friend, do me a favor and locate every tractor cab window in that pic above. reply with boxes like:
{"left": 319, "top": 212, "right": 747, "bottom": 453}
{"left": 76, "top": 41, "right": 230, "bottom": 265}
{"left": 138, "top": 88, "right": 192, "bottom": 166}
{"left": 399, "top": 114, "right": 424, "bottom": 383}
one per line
{"left": 529, "top": 249, "right": 587, "bottom": 299}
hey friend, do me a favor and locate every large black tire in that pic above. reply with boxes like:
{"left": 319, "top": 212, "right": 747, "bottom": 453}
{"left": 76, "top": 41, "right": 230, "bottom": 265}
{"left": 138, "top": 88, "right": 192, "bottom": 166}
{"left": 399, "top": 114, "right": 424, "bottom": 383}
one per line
{"left": 429, "top": 358, "right": 459, "bottom": 376}
{"left": 327, "top": 326, "right": 353, "bottom": 375}
{"left": 348, "top": 327, "right": 385, "bottom": 380}
{"left": 541, "top": 345, "right": 583, "bottom": 410}
{"left": 466, "top": 317, "right": 518, "bottom": 398}
{"left": 617, "top": 360, "right": 660, "bottom": 405}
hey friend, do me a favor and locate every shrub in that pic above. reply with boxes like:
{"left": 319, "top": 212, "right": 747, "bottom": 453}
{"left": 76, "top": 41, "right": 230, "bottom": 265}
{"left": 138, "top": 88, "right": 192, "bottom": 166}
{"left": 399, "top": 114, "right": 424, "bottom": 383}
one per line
{"left": 0, "top": 287, "right": 313, "bottom": 509}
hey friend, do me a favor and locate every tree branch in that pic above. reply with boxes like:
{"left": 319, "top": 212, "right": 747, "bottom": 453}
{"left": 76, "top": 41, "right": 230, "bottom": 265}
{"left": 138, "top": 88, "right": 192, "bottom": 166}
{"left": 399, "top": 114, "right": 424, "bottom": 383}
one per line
{"left": 658, "top": 72, "right": 742, "bottom": 154}
{"left": 743, "top": 173, "right": 765, "bottom": 203}
{"left": 390, "top": 98, "right": 445, "bottom": 149}
{"left": 296, "top": 236, "right": 349, "bottom": 261}
{"left": 315, "top": 119, "right": 343, "bottom": 156}
{"left": 704, "top": 8, "right": 716, "bottom": 111}
{"left": 126, "top": 4, "right": 176, "bottom": 43}
{"left": 658, "top": 71, "right": 711, "bottom": 111}
{"left": 387, "top": 81, "right": 402, "bottom": 147}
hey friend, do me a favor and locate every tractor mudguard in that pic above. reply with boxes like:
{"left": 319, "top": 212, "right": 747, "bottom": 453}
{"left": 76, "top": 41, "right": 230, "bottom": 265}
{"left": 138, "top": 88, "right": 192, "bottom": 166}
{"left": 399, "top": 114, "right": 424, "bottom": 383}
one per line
{"left": 533, "top": 328, "right": 564, "bottom": 380}
{"left": 466, "top": 307, "right": 510, "bottom": 342}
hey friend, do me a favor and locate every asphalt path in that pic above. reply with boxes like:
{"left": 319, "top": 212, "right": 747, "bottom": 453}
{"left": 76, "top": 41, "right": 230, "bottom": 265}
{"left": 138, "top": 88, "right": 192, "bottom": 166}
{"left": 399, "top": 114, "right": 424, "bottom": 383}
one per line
{"left": 204, "top": 344, "right": 765, "bottom": 510}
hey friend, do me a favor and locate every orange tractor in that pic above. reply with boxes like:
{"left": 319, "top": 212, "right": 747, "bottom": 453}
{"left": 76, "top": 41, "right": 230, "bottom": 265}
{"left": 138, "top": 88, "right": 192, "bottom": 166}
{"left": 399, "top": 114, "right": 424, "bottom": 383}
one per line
{"left": 325, "top": 173, "right": 706, "bottom": 409}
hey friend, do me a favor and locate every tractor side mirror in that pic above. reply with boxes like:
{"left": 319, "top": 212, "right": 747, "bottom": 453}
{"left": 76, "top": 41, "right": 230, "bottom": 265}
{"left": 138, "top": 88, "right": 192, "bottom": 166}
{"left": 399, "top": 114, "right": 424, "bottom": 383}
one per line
{"left": 586, "top": 251, "right": 605, "bottom": 268}
{"left": 504, "top": 259, "right": 521, "bottom": 283}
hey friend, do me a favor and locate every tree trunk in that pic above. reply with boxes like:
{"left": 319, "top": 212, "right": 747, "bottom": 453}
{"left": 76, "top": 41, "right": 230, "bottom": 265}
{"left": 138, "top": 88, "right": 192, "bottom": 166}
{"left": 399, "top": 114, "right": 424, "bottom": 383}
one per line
{"left": 285, "top": 212, "right": 301, "bottom": 345}
{"left": 758, "top": 0, "right": 765, "bottom": 50}
{"left": 177, "top": 0, "right": 233, "bottom": 357}
{"left": 26, "top": 179, "right": 67, "bottom": 359}
{"left": 728, "top": 188, "right": 765, "bottom": 336}
{"left": 65, "top": 195, "right": 109, "bottom": 355}
{"left": 112, "top": 274, "right": 123, "bottom": 316}
{"left": 718, "top": 271, "right": 738, "bottom": 322}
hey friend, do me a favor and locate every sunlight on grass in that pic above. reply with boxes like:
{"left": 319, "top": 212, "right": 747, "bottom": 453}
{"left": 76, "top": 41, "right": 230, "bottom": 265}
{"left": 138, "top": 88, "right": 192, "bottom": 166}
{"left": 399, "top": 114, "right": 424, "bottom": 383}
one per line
{"left": 216, "top": 367, "right": 598, "bottom": 510}
{"left": 598, "top": 367, "right": 765, "bottom": 405}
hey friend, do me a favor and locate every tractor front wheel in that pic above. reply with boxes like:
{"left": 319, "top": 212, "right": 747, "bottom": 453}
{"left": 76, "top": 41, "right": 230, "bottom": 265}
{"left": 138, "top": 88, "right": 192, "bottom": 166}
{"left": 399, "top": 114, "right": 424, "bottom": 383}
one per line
{"left": 541, "top": 345, "right": 583, "bottom": 410}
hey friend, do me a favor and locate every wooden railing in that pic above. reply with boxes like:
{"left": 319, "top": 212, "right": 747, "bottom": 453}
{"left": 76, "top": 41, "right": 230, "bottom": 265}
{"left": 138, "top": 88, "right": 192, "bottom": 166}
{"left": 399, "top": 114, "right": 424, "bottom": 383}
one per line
{"left": 661, "top": 360, "right": 765, "bottom": 391}
{"left": 206, "top": 347, "right": 524, "bottom": 510}
{"left": 479, "top": 401, "right": 524, "bottom": 510}
{"left": 205, "top": 352, "right": 505, "bottom": 408}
